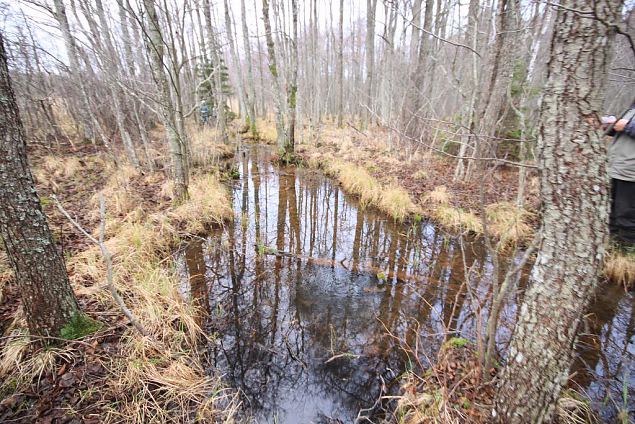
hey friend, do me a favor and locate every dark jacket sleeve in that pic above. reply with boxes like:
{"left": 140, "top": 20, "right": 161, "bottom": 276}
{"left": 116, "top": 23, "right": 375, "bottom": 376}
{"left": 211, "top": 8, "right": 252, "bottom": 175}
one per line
{"left": 624, "top": 116, "right": 635, "bottom": 138}
{"left": 607, "top": 107, "right": 635, "bottom": 137}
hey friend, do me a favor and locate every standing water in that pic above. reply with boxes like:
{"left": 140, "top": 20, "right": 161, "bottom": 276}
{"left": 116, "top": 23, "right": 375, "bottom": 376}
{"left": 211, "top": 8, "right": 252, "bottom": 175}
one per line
{"left": 179, "top": 146, "right": 634, "bottom": 423}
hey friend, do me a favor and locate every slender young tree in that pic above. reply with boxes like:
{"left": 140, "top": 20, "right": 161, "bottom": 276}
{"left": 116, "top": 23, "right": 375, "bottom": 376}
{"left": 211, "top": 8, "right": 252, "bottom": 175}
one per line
{"left": 286, "top": 0, "right": 298, "bottom": 159}
{"left": 239, "top": 0, "right": 258, "bottom": 136}
{"left": 202, "top": 0, "right": 229, "bottom": 144}
{"left": 336, "top": 0, "right": 344, "bottom": 128}
{"left": 52, "top": 0, "right": 96, "bottom": 144}
{"left": 362, "top": 0, "right": 377, "bottom": 129}
{"left": 262, "top": 0, "right": 287, "bottom": 152}
{"left": 493, "top": 1, "right": 623, "bottom": 422}
{"left": 0, "top": 31, "right": 80, "bottom": 338}
{"left": 142, "top": 0, "right": 189, "bottom": 200}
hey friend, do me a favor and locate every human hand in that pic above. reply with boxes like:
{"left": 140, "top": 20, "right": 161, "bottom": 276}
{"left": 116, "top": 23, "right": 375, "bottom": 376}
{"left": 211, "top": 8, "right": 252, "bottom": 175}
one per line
{"left": 615, "top": 118, "right": 629, "bottom": 132}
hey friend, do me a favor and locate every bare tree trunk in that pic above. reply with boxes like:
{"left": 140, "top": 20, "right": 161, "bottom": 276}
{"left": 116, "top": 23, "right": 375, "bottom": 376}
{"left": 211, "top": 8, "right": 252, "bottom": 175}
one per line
{"left": 262, "top": 0, "right": 287, "bottom": 151}
{"left": 362, "top": 0, "right": 377, "bottom": 129}
{"left": 285, "top": 0, "right": 298, "bottom": 160}
{"left": 52, "top": 0, "right": 95, "bottom": 143}
{"left": 493, "top": 1, "right": 622, "bottom": 421}
{"left": 223, "top": 0, "right": 250, "bottom": 129}
{"left": 409, "top": 0, "right": 423, "bottom": 61}
{"left": 142, "top": 0, "right": 188, "bottom": 201}
{"left": 454, "top": 0, "right": 480, "bottom": 180}
{"left": 92, "top": 0, "right": 140, "bottom": 167}
{"left": 336, "top": 0, "right": 344, "bottom": 128}
{"left": 404, "top": 0, "right": 433, "bottom": 138}
{"left": 202, "top": 0, "right": 228, "bottom": 144}
{"left": 240, "top": 0, "right": 258, "bottom": 136}
{"left": 0, "top": 31, "right": 80, "bottom": 338}
{"left": 466, "top": 0, "right": 519, "bottom": 177}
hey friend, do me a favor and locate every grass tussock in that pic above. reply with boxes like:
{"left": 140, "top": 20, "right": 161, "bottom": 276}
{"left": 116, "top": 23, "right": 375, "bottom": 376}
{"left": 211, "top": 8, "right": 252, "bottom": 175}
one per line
{"left": 311, "top": 157, "right": 417, "bottom": 222}
{"left": 425, "top": 185, "right": 451, "bottom": 205}
{"left": 44, "top": 155, "right": 82, "bottom": 179}
{"left": 189, "top": 124, "right": 234, "bottom": 166}
{"left": 390, "top": 339, "right": 488, "bottom": 424}
{"left": 169, "top": 174, "right": 234, "bottom": 234}
{"left": 422, "top": 186, "right": 482, "bottom": 234}
{"left": 555, "top": 389, "right": 598, "bottom": 424}
{"left": 433, "top": 205, "right": 483, "bottom": 234}
{"left": 604, "top": 249, "right": 635, "bottom": 288}
{"left": 336, "top": 163, "right": 381, "bottom": 207}
{"left": 67, "top": 206, "right": 236, "bottom": 421}
{"left": 485, "top": 202, "right": 533, "bottom": 246}
{"left": 378, "top": 186, "right": 418, "bottom": 222}
{"left": 33, "top": 155, "right": 84, "bottom": 189}
{"left": 241, "top": 116, "right": 277, "bottom": 144}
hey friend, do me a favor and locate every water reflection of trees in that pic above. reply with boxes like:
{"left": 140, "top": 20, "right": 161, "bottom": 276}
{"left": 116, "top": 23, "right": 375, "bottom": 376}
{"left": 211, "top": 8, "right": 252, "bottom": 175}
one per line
{"left": 179, "top": 147, "right": 634, "bottom": 422}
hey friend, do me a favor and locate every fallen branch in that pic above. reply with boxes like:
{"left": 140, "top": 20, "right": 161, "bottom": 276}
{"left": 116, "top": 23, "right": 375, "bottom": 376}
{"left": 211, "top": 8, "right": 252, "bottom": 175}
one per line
{"left": 53, "top": 194, "right": 149, "bottom": 337}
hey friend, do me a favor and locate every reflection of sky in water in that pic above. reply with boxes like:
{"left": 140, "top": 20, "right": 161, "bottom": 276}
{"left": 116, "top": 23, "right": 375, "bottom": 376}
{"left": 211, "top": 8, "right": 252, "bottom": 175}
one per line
{"left": 177, "top": 146, "right": 635, "bottom": 423}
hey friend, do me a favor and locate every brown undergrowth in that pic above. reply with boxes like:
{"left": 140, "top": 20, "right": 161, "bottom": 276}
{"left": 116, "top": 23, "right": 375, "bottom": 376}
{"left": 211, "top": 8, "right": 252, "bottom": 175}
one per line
{"left": 387, "top": 338, "right": 597, "bottom": 424}
{"left": 604, "top": 248, "right": 635, "bottom": 289}
{"left": 297, "top": 124, "right": 536, "bottom": 246}
{"left": 0, "top": 135, "right": 238, "bottom": 423}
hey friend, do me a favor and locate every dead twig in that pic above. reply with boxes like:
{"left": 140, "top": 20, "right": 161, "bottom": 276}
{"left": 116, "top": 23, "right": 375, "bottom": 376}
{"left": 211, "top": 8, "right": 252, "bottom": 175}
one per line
{"left": 52, "top": 194, "right": 150, "bottom": 337}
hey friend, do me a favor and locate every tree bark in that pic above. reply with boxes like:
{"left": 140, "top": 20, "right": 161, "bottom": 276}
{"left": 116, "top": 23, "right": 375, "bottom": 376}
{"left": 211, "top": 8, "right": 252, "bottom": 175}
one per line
{"left": 142, "top": 0, "right": 189, "bottom": 201}
{"left": 52, "top": 0, "right": 96, "bottom": 143}
{"left": 285, "top": 0, "right": 298, "bottom": 160}
{"left": 240, "top": 0, "right": 258, "bottom": 136}
{"left": 336, "top": 0, "right": 344, "bottom": 128}
{"left": 202, "top": 0, "right": 229, "bottom": 144}
{"left": 262, "top": 0, "right": 287, "bottom": 151}
{"left": 493, "top": 1, "right": 622, "bottom": 422}
{"left": 0, "top": 31, "right": 79, "bottom": 338}
{"left": 362, "top": 0, "right": 377, "bottom": 129}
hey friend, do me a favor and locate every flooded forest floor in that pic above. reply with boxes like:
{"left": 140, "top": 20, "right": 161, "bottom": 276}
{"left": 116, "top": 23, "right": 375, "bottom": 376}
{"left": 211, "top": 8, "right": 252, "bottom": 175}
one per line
{"left": 0, "top": 123, "right": 633, "bottom": 423}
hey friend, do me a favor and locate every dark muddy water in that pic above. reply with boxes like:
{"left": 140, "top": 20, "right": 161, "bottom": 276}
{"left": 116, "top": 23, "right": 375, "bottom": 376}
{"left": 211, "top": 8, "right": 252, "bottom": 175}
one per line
{"left": 178, "top": 146, "right": 634, "bottom": 423}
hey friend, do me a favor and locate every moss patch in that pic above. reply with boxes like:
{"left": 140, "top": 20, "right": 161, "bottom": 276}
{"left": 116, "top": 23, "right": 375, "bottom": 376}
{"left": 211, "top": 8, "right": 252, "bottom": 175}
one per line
{"left": 60, "top": 313, "right": 103, "bottom": 340}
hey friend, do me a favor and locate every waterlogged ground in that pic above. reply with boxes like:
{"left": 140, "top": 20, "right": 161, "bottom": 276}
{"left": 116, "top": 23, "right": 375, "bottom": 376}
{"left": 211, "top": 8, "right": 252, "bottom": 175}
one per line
{"left": 178, "top": 146, "right": 634, "bottom": 423}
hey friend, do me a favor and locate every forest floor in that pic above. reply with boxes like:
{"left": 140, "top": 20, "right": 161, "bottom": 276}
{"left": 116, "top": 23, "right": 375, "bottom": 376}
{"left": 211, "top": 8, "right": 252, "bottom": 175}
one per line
{"left": 0, "top": 128, "right": 238, "bottom": 423}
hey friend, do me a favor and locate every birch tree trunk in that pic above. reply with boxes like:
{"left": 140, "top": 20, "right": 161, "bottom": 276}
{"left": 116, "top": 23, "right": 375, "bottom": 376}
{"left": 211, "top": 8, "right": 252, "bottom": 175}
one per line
{"left": 466, "top": 0, "right": 519, "bottom": 177}
{"left": 0, "top": 31, "right": 80, "bottom": 338}
{"left": 362, "top": 0, "right": 377, "bottom": 129}
{"left": 223, "top": 0, "right": 250, "bottom": 130}
{"left": 52, "top": 0, "right": 95, "bottom": 144}
{"left": 240, "top": 0, "right": 258, "bottom": 136}
{"left": 142, "top": 0, "right": 189, "bottom": 201}
{"left": 285, "top": 0, "right": 298, "bottom": 160}
{"left": 336, "top": 0, "right": 344, "bottom": 128}
{"left": 404, "top": 0, "right": 433, "bottom": 138}
{"left": 93, "top": 0, "right": 140, "bottom": 168}
{"left": 202, "top": 0, "right": 228, "bottom": 144}
{"left": 262, "top": 0, "right": 287, "bottom": 151}
{"left": 493, "top": 1, "right": 622, "bottom": 421}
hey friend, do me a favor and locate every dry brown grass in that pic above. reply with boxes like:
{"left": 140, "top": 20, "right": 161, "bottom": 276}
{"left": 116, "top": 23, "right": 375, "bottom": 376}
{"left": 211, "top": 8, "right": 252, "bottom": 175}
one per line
{"left": 378, "top": 186, "right": 418, "bottom": 222}
{"left": 433, "top": 205, "right": 483, "bottom": 234}
{"left": 169, "top": 173, "right": 234, "bottom": 234}
{"left": 425, "top": 185, "right": 451, "bottom": 205}
{"left": 604, "top": 249, "right": 635, "bottom": 288}
{"left": 242, "top": 117, "right": 277, "bottom": 144}
{"left": 485, "top": 202, "right": 533, "bottom": 246}
{"left": 310, "top": 157, "right": 417, "bottom": 222}
{"left": 1, "top": 150, "right": 237, "bottom": 422}
{"left": 189, "top": 124, "right": 234, "bottom": 166}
